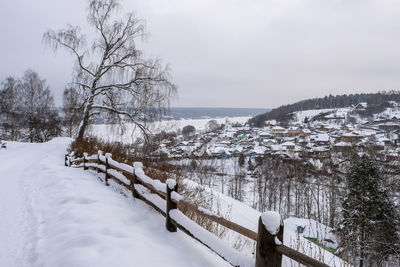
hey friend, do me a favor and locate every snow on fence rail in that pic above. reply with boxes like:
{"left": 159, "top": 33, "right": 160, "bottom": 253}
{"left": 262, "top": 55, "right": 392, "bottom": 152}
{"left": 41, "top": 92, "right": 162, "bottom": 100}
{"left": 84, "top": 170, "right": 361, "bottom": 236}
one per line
{"left": 65, "top": 153, "right": 330, "bottom": 267}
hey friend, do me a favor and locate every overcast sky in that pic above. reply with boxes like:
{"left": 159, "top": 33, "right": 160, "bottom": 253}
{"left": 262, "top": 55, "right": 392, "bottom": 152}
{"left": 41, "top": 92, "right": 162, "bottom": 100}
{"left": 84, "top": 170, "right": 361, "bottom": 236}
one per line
{"left": 1, "top": 0, "right": 400, "bottom": 108}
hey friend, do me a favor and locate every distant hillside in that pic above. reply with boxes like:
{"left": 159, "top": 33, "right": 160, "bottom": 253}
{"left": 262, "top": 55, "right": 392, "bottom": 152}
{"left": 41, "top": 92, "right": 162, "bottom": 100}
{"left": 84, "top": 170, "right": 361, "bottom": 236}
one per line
{"left": 249, "top": 91, "right": 400, "bottom": 126}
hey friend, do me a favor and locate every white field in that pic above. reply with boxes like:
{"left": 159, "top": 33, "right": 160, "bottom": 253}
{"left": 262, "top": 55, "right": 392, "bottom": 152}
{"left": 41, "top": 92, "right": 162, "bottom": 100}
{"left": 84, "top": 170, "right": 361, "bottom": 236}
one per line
{"left": 88, "top": 117, "right": 251, "bottom": 143}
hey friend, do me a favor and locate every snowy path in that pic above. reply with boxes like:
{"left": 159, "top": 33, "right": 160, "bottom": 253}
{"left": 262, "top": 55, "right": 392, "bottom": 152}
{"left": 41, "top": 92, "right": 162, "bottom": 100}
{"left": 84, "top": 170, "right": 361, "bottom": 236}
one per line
{"left": 0, "top": 139, "right": 231, "bottom": 267}
{"left": 0, "top": 142, "right": 46, "bottom": 266}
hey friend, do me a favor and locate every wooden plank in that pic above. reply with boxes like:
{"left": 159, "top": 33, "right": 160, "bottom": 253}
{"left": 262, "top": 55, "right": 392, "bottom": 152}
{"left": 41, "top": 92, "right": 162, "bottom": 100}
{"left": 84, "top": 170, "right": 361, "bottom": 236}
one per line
{"left": 176, "top": 199, "right": 258, "bottom": 241}
{"left": 71, "top": 158, "right": 84, "bottom": 164}
{"left": 276, "top": 244, "right": 330, "bottom": 267}
{"left": 98, "top": 157, "right": 167, "bottom": 199}
{"left": 135, "top": 176, "right": 167, "bottom": 200}
{"left": 107, "top": 160, "right": 134, "bottom": 178}
{"left": 166, "top": 182, "right": 178, "bottom": 232}
{"left": 86, "top": 158, "right": 98, "bottom": 163}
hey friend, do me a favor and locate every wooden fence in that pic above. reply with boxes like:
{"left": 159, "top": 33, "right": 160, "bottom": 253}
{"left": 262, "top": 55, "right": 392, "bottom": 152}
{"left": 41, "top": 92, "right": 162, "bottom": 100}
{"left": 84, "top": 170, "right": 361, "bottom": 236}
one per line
{"left": 65, "top": 151, "right": 331, "bottom": 267}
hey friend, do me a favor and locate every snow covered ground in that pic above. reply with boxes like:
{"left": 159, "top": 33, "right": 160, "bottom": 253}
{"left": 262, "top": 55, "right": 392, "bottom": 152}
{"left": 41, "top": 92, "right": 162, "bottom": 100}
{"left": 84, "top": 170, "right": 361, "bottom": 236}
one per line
{"left": 0, "top": 137, "right": 350, "bottom": 267}
{"left": 0, "top": 139, "right": 232, "bottom": 267}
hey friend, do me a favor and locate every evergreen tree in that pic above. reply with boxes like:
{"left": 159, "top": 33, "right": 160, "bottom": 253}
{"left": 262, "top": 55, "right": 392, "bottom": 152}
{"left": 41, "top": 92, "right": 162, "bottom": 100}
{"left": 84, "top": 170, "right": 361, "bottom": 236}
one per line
{"left": 337, "top": 155, "right": 399, "bottom": 267}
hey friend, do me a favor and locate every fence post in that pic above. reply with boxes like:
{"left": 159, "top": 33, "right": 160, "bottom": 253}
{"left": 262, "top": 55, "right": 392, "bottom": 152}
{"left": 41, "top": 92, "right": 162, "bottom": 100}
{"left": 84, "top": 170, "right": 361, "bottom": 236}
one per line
{"left": 97, "top": 150, "right": 103, "bottom": 173}
{"left": 166, "top": 179, "right": 178, "bottom": 232}
{"left": 105, "top": 153, "right": 112, "bottom": 186}
{"left": 131, "top": 162, "right": 142, "bottom": 199}
{"left": 64, "top": 154, "right": 68, "bottom": 167}
{"left": 255, "top": 211, "right": 284, "bottom": 267}
{"left": 83, "top": 152, "right": 88, "bottom": 170}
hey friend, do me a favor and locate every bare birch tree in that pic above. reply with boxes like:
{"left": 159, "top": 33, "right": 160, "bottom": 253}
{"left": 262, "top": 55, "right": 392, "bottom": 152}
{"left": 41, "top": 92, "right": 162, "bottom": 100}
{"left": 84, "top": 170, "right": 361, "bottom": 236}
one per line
{"left": 0, "top": 77, "right": 23, "bottom": 140}
{"left": 44, "top": 0, "right": 176, "bottom": 139}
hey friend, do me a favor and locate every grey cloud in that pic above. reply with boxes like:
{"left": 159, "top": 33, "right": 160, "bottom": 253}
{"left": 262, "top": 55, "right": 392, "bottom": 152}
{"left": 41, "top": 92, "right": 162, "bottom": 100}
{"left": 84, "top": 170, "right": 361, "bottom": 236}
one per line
{"left": 1, "top": 0, "right": 400, "bottom": 108}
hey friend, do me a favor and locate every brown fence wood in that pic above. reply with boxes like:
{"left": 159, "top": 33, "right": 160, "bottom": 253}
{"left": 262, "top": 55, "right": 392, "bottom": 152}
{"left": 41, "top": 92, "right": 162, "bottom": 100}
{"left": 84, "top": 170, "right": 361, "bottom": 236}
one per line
{"left": 83, "top": 154, "right": 88, "bottom": 170}
{"left": 276, "top": 245, "right": 330, "bottom": 267}
{"left": 131, "top": 168, "right": 141, "bottom": 199}
{"left": 97, "top": 154, "right": 100, "bottom": 173}
{"left": 166, "top": 182, "right": 178, "bottom": 232}
{"left": 105, "top": 157, "right": 109, "bottom": 186}
{"left": 135, "top": 176, "right": 167, "bottom": 200}
{"left": 176, "top": 198, "right": 258, "bottom": 241}
{"left": 71, "top": 158, "right": 84, "bottom": 164}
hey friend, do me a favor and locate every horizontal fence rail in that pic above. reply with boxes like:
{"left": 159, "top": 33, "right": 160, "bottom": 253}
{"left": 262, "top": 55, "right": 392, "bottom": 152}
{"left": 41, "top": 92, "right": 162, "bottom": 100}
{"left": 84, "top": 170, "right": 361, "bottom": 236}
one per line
{"left": 65, "top": 152, "right": 331, "bottom": 267}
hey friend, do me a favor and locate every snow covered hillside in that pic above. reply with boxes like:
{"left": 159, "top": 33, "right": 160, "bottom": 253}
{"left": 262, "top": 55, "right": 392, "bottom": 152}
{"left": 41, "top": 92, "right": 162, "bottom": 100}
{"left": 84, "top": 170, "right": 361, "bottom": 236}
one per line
{"left": 183, "top": 180, "right": 348, "bottom": 267}
{"left": 0, "top": 139, "right": 231, "bottom": 267}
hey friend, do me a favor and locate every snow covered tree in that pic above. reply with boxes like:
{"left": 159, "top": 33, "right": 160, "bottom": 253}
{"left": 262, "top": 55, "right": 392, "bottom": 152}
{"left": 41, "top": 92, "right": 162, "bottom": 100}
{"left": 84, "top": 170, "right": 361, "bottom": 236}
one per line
{"left": 0, "top": 71, "right": 61, "bottom": 142}
{"left": 206, "top": 119, "right": 220, "bottom": 132}
{"left": 44, "top": 0, "right": 176, "bottom": 139}
{"left": 337, "top": 155, "right": 399, "bottom": 267}
{"left": 20, "top": 70, "right": 61, "bottom": 142}
{"left": 182, "top": 125, "right": 195, "bottom": 140}
{"left": 0, "top": 77, "right": 23, "bottom": 140}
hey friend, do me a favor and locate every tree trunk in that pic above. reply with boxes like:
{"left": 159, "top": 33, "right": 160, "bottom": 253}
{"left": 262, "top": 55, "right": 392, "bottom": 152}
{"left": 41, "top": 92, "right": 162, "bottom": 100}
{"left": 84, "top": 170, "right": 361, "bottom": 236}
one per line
{"left": 359, "top": 229, "right": 365, "bottom": 267}
{"left": 77, "top": 95, "right": 94, "bottom": 139}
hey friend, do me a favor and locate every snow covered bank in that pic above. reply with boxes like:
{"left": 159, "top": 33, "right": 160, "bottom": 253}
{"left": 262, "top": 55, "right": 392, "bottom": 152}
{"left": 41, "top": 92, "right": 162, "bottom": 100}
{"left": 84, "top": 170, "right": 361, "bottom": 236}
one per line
{"left": 0, "top": 139, "right": 231, "bottom": 267}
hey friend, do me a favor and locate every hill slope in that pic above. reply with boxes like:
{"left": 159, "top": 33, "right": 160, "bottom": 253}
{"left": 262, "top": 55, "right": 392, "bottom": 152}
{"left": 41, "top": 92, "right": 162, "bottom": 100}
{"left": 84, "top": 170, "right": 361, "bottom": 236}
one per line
{"left": 249, "top": 91, "right": 400, "bottom": 126}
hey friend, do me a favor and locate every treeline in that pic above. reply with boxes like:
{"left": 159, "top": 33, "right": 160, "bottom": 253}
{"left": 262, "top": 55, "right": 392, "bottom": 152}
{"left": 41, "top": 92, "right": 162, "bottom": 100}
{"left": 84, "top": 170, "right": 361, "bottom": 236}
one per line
{"left": 0, "top": 70, "right": 61, "bottom": 142}
{"left": 249, "top": 91, "right": 400, "bottom": 126}
{"left": 0, "top": 70, "right": 84, "bottom": 142}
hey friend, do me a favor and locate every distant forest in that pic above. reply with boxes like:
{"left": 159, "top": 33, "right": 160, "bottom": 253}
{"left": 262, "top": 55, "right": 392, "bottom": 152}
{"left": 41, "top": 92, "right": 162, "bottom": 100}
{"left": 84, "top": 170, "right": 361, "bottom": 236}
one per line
{"left": 249, "top": 91, "right": 400, "bottom": 127}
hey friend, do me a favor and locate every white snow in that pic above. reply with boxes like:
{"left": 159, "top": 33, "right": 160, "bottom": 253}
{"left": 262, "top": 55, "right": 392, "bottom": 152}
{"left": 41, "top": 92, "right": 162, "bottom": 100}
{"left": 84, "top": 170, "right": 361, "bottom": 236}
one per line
{"left": 169, "top": 209, "right": 254, "bottom": 267}
{"left": 134, "top": 165, "right": 167, "bottom": 193}
{"left": 261, "top": 211, "right": 282, "bottom": 235}
{"left": 107, "top": 168, "right": 131, "bottom": 185}
{"left": 274, "top": 236, "right": 283, "bottom": 246}
{"left": 0, "top": 139, "right": 232, "bottom": 267}
{"left": 166, "top": 178, "right": 177, "bottom": 190}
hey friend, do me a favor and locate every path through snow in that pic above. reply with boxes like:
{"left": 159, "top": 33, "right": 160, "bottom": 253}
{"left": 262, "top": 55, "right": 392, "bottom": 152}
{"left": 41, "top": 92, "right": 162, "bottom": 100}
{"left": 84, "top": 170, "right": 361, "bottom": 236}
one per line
{"left": 0, "top": 138, "right": 231, "bottom": 267}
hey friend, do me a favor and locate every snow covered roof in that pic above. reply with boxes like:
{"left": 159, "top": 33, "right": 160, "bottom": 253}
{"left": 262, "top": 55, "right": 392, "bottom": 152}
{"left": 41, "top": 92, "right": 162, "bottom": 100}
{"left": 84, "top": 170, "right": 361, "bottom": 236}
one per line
{"left": 271, "top": 144, "right": 282, "bottom": 151}
{"left": 282, "top": 142, "right": 295, "bottom": 147}
{"left": 315, "top": 134, "right": 329, "bottom": 142}
{"left": 272, "top": 126, "right": 285, "bottom": 130}
{"left": 334, "top": 142, "right": 352, "bottom": 147}
{"left": 251, "top": 146, "right": 266, "bottom": 155}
